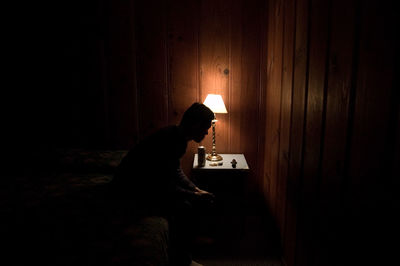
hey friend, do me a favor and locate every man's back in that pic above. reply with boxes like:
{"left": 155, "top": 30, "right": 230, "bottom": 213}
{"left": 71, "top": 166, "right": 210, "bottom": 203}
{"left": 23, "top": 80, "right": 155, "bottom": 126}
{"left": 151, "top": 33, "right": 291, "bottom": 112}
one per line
{"left": 110, "top": 126, "right": 187, "bottom": 211}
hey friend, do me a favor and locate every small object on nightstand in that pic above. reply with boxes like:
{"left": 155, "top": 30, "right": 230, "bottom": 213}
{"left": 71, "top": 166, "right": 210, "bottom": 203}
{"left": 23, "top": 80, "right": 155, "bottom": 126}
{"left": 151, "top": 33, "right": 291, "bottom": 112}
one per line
{"left": 198, "top": 146, "right": 206, "bottom": 167}
{"left": 231, "top": 159, "right": 237, "bottom": 168}
{"left": 209, "top": 162, "right": 223, "bottom": 167}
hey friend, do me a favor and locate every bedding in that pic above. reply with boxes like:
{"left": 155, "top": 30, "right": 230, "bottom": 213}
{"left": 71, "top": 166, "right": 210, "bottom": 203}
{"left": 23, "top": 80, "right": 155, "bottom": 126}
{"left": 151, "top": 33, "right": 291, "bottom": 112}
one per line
{"left": 12, "top": 149, "right": 169, "bottom": 266}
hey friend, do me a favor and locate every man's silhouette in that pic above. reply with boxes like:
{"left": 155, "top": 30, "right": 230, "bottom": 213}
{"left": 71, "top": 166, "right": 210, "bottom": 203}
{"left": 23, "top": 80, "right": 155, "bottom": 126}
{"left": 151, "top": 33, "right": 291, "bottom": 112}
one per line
{"left": 110, "top": 102, "right": 215, "bottom": 266}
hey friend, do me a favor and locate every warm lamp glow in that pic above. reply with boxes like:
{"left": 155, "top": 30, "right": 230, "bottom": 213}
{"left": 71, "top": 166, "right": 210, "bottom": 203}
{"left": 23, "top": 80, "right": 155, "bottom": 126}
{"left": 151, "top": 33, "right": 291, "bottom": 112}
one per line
{"left": 203, "top": 94, "right": 227, "bottom": 162}
{"left": 203, "top": 94, "right": 228, "bottom": 114}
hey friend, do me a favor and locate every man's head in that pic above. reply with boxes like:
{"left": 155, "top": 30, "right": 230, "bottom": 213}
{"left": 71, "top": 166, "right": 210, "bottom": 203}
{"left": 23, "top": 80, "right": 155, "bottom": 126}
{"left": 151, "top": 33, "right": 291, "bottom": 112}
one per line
{"left": 179, "top": 103, "right": 214, "bottom": 143}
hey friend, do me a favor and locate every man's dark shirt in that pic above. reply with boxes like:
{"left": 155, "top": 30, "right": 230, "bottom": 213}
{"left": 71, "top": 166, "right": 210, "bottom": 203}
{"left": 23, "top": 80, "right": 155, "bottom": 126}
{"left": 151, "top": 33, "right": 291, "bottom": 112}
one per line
{"left": 110, "top": 125, "right": 197, "bottom": 214}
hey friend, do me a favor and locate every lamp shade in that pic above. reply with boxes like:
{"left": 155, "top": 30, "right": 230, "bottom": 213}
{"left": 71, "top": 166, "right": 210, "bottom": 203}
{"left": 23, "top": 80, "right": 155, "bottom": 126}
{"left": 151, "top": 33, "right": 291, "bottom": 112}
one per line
{"left": 203, "top": 94, "right": 228, "bottom": 113}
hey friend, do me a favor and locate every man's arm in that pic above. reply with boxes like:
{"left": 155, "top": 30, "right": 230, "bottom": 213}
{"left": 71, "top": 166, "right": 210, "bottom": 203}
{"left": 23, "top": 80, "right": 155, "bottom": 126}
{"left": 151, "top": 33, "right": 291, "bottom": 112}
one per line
{"left": 175, "top": 167, "right": 197, "bottom": 190}
{"left": 174, "top": 167, "right": 214, "bottom": 202}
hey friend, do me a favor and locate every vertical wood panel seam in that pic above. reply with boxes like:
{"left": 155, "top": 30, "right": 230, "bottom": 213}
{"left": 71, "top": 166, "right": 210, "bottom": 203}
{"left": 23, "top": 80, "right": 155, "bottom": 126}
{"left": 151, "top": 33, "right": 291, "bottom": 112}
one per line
{"left": 257, "top": 0, "right": 267, "bottom": 193}
{"left": 131, "top": 0, "right": 139, "bottom": 145}
{"left": 342, "top": 0, "right": 362, "bottom": 201}
{"left": 312, "top": 0, "right": 333, "bottom": 263}
{"left": 103, "top": 3, "right": 111, "bottom": 146}
{"left": 197, "top": 0, "right": 202, "bottom": 102}
{"left": 195, "top": 0, "right": 201, "bottom": 102}
{"left": 133, "top": 1, "right": 143, "bottom": 140}
{"left": 294, "top": 0, "right": 312, "bottom": 263}
{"left": 197, "top": 0, "right": 201, "bottom": 102}
{"left": 278, "top": 0, "right": 288, "bottom": 249}
{"left": 283, "top": 0, "right": 298, "bottom": 248}
{"left": 275, "top": 0, "right": 285, "bottom": 216}
{"left": 315, "top": 0, "right": 333, "bottom": 208}
{"left": 228, "top": 0, "right": 233, "bottom": 153}
{"left": 165, "top": 0, "right": 171, "bottom": 124}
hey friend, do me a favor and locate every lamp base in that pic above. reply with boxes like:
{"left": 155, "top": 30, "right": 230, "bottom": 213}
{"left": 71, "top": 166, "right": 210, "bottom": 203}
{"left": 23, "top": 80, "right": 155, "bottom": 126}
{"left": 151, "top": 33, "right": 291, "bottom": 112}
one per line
{"left": 206, "top": 154, "right": 223, "bottom": 161}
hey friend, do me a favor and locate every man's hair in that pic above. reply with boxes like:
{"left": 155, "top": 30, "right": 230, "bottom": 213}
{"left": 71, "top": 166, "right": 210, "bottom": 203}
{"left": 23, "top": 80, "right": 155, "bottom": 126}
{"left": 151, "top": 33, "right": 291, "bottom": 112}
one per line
{"left": 180, "top": 102, "right": 214, "bottom": 127}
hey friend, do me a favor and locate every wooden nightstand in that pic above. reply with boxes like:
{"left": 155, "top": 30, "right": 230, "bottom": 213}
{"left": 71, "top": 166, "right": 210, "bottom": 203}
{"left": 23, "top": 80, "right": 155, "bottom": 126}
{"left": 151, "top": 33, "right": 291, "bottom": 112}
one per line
{"left": 191, "top": 154, "right": 250, "bottom": 246}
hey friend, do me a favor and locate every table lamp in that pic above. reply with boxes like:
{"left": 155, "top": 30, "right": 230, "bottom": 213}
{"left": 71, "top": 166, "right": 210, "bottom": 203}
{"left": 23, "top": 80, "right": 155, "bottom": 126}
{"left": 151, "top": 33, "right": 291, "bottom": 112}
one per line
{"left": 203, "top": 94, "right": 228, "bottom": 161}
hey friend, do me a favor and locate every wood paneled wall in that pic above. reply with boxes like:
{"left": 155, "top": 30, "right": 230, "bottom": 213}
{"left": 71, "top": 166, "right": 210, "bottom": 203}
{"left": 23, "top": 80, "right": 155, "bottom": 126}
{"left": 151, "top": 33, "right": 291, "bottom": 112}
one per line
{"left": 28, "top": 0, "right": 268, "bottom": 185}
{"left": 263, "top": 0, "right": 398, "bottom": 265}
{"left": 16, "top": 1, "right": 398, "bottom": 264}
{"left": 133, "top": 0, "right": 267, "bottom": 177}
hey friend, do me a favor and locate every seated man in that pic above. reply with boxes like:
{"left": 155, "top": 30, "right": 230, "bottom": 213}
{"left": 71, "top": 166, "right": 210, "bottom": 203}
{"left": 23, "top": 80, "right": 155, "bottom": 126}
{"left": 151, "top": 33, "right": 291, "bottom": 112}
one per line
{"left": 110, "top": 102, "right": 215, "bottom": 266}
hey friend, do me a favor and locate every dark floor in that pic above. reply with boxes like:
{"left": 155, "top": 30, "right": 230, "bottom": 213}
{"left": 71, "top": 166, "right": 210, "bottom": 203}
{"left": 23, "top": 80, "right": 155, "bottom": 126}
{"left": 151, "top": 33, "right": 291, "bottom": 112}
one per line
{"left": 192, "top": 192, "right": 283, "bottom": 266}
{"left": 193, "top": 215, "right": 282, "bottom": 265}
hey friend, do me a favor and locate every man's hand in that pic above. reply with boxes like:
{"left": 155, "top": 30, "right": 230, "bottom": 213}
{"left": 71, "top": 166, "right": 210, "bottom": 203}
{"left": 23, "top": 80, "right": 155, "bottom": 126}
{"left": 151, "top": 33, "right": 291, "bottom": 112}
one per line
{"left": 194, "top": 187, "right": 215, "bottom": 203}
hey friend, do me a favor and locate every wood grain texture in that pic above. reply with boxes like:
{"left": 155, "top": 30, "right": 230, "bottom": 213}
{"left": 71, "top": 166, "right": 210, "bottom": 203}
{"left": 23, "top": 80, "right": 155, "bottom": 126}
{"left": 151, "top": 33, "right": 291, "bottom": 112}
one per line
{"left": 347, "top": 0, "right": 395, "bottom": 209}
{"left": 229, "top": 0, "right": 244, "bottom": 155}
{"left": 312, "top": 0, "right": 356, "bottom": 264}
{"left": 167, "top": 0, "right": 200, "bottom": 175}
{"left": 199, "top": 0, "right": 231, "bottom": 158}
{"left": 106, "top": 0, "right": 139, "bottom": 148}
{"left": 276, "top": 0, "right": 295, "bottom": 246}
{"left": 283, "top": 0, "right": 309, "bottom": 264}
{"left": 344, "top": 1, "right": 397, "bottom": 263}
{"left": 235, "top": 0, "right": 263, "bottom": 195}
{"left": 25, "top": 2, "right": 398, "bottom": 265}
{"left": 264, "top": 0, "right": 283, "bottom": 218}
{"left": 295, "top": 0, "right": 330, "bottom": 264}
{"left": 264, "top": 0, "right": 397, "bottom": 265}
{"left": 262, "top": 0, "right": 275, "bottom": 204}
{"left": 135, "top": 0, "right": 169, "bottom": 138}
{"left": 256, "top": 0, "right": 269, "bottom": 196}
